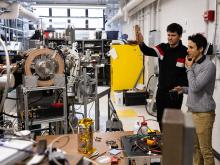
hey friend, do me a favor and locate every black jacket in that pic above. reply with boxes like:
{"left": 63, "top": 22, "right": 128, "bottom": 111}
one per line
{"left": 139, "top": 41, "right": 188, "bottom": 91}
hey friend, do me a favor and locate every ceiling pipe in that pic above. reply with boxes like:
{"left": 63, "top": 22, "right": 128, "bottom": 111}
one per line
{"left": 106, "top": 0, "right": 155, "bottom": 26}
{"left": 0, "top": 2, "right": 38, "bottom": 22}
{"left": 0, "top": 1, "right": 11, "bottom": 8}
{"left": 0, "top": 2, "right": 20, "bottom": 20}
{"left": 106, "top": 0, "right": 144, "bottom": 25}
{"left": 123, "top": 0, "right": 144, "bottom": 21}
{"left": 19, "top": 4, "right": 38, "bottom": 22}
{"left": 128, "top": 0, "right": 156, "bottom": 17}
{"left": 105, "top": 8, "right": 123, "bottom": 26}
{"left": 123, "top": 0, "right": 144, "bottom": 12}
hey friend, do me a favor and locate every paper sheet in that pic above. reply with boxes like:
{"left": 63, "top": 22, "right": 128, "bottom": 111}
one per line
{"left": 109, "top": 48, "right": 117, "bottom": 60}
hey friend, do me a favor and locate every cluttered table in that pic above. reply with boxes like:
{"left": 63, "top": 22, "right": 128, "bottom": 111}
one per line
{"left": 37, "top": 131, "right": 161, "bottom": 165}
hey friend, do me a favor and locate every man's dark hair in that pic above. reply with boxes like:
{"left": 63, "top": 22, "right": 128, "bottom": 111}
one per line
{"left": 188, "top": 33, "right": 207, "bottom": 54}
{"left": 167, "top": 23, "right": 183, "bottom": 36}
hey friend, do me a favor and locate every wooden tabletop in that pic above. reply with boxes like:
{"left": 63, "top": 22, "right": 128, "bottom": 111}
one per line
{"left": 37, "top": 131, "right": 133, "bottom": 164}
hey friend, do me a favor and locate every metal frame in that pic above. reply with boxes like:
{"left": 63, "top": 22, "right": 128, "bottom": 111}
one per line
{"left": 74, "top": 65, "right": 110, "bottom": 131}
{"left": 21, "top": 85, "right": 68, "bottom": 134}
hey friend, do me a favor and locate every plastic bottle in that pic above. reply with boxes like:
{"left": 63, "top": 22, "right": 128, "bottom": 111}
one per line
{"left": 66, "top": 25, "right": 75, "bottom": 44}
{"left": 137, "top": 116, "right": 148, "bottom": 135}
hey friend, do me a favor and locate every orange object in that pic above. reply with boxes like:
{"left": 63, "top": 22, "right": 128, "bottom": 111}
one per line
{"left": 147, "top": 139, "right": 156, "bottom": 146}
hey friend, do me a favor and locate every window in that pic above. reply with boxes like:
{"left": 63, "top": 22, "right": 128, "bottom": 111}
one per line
{"left": 88, "top": 9, "right": 103, "bottom": 17}
{"left": 33, "top": 7, "right": 49, "bottom": 16}
{"left": 41, "top": 18, "right": 51, "bottom": 29}
{"left": 31, "top": 6, "right": 104, "bottom": 30}
{"left": 88, "top": 18, "right": 103, "bottom": 28}
{"left": 70, "top": 9, "right": 85, "bottom": 17}
{"left": 52, "top": 8, "right": 67, "bottom": 17}
{"left": 51, "top": 18, "right": 68, "bottom": 28}
{"left": 70, "top": 18, "right": 86, "bottom": 28}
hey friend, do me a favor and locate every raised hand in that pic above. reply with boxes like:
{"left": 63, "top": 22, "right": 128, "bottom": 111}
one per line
{"left": 135, "top": 25, "right": 144, "bottom": 44}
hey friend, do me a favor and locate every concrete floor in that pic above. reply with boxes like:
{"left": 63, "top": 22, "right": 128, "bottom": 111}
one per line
{"left": 87, "top": 94, "right": 220, "bottom": 164}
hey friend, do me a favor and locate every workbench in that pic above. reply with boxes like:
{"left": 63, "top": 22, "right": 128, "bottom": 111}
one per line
{"left": 37, "top": 131, "right": 161, "bottom": 165}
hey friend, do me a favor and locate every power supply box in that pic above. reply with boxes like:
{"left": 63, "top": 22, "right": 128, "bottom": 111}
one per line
{"left": 124, "top": 90, "right": 147, "bottom": 106}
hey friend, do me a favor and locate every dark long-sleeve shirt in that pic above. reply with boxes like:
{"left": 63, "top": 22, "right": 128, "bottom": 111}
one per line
{"left": 139, "top": 41, "right": 188, "bottom": 91}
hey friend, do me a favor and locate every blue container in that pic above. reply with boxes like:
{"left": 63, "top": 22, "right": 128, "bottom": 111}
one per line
{"left": 106, "top": 31, "right": 119, "bottom": 40}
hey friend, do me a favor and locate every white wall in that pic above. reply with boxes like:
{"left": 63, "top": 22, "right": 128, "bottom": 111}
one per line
{"left": 160, "top": 0, "right": 217, "bottom": 43}
{"left": 118, "top": 0, "right": 220, "bottom": 153}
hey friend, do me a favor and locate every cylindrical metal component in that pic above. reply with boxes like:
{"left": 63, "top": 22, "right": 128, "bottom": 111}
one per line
{"left": 0, "top": 74, "right": 15, "bottom": 89}
{"left": 77, "top": 118, "right": 94, "bottom": 154}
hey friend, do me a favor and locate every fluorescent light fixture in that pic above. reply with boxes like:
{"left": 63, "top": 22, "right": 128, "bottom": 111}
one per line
{"left": 31, "top": 4, "right": 106, "bottom": 9}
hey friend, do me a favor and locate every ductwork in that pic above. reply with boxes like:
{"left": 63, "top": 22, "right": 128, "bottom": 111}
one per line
{"left": 0, "top": 1, "right": 10, "bottom": 8}
{"left": 105, "top": 8, "right": 123, "bottom": 26}
{"left": 0, "top": 2, "right": 38, "bottom": 22}
{"left": 123, "top": 0, "right": 144, "bottom": 13}
{"left": 106, "top": 0, "right": 156, "bottom": 26}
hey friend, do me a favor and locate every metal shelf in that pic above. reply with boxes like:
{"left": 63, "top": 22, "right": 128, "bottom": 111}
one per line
{"left": 23, "top": 86, "right": 66, "bottom": 92}
{"left": 31, "top": 117, "right": 66, "bottom": 125}
{"left": 17, "top": 85, "right": 68, "bottom": 134}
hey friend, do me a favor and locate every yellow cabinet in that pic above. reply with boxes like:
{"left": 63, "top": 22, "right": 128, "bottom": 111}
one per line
{"left": 110, "top": 44, "right": 144, "bottom": 91}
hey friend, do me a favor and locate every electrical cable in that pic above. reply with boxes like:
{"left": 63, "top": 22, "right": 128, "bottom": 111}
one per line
{"left": 2, "top": 112, "right": 19, "bottom": 118}
{"left": 28, "top": 95, "right": 44, "bottom": 106}
{"left": 145, "top": 74, "right": 158, "bottom": 117}
{"left": 145, "top": 102, "right": 157, "bottom": 117}
{"left": 0, "top": 68, "right": 6, "bottom": 74}
{"left": 68, "top": 120, "right": 74, "bottom": 133}
{"left": 88, "top": 101, "right": 94, "bottom": 118}
{"left": 0, "top": 37, "right": 10, "bottom": 113}
{"left": 6, "top": 96, "right": 18, "bottom": 100}
{"left": 146, "top": 74, "right": 157, "bottom": 95}
{"left": 47, "top": 135, "right": 70, "bottom": 165}
{"left": 146, "top": 125, "right": 153, "bottom": 133}
{"left": 74, "top": 105, "right": 82, "bottom": 111}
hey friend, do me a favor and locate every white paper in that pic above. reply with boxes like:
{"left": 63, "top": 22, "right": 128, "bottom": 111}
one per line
{"left": 151, "top": 158, "right": 161, "bottom": 163}
{"left": 109, "top": 149, "right": 121, "bottom": 155}
{"left": 109, "top": 48, "right": 118, "bottom": 60}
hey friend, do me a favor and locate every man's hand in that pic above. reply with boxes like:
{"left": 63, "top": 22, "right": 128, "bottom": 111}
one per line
{"left": 173, "top": 86, "right": 183, "bottom": 94}
{"left": 135, "top": 25, "right": 144, "bottom": 44}
{"left": 185, "top": 55, "right": 194, "bottom": 68}
{"left": 127, "top": 25, "right": 144, "bottom": 45}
